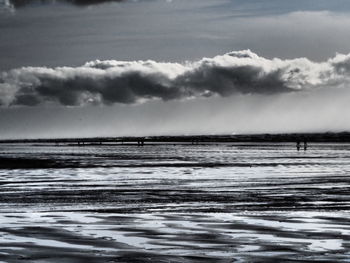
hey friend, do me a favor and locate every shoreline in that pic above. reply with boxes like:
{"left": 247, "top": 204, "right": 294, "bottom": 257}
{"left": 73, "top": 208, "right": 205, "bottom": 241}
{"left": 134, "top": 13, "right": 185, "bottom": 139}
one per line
{"left": 2, "top": 132, "right": 350, "bottom": 144}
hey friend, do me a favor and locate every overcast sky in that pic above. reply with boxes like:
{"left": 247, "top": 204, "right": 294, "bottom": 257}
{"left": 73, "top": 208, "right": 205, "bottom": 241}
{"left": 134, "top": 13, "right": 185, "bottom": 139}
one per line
{"left": 1, "top": 0, "right": 350, "bottom": 138}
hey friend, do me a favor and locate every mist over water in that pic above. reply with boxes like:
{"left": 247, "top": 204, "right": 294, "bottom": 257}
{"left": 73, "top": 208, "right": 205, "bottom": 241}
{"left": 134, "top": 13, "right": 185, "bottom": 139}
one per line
{"left": 0, "top": 86, "right": 349, "bottom": 139}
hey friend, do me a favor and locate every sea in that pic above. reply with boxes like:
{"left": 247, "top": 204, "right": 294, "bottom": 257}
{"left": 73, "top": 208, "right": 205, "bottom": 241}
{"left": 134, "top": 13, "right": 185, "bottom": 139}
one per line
{"left": 0, "top": 142, "right": 350, "bottom": 262}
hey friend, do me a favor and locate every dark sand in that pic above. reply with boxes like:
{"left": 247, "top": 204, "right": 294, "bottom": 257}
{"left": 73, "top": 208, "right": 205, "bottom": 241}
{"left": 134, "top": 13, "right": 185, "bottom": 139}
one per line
{"left": 0, "top": 143, "right": 350, "bottom": 262}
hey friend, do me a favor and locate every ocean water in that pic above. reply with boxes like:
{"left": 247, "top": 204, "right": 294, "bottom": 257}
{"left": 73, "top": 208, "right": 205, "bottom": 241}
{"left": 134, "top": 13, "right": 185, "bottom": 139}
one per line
{"left": 0, "top": 143, "right": 350, "bottom": 262}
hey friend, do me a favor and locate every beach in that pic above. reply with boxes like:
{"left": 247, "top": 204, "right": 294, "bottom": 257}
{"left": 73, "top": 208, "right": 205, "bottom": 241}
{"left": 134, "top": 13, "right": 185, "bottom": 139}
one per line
{"left": 0, "top": 143, "right": 350, "bottom": 262}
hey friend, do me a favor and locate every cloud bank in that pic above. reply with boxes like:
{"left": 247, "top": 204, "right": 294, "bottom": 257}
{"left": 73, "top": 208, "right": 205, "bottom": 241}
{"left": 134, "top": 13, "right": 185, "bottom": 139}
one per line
{"left": 1, "top": 50, "right": 350, "bottom": 107}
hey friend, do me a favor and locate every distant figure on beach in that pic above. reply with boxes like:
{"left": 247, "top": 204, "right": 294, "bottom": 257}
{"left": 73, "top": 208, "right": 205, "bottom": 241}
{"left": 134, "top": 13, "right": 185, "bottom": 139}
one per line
{"left": 296, "top": 141, "right": 301, "bottom": 151}
{"left": 304, "top": 140, "right": 308, "bottom": 151}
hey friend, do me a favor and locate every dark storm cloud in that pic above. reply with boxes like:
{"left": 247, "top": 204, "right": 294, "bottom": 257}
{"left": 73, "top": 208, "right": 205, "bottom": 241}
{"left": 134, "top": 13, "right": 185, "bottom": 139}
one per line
{"left": 8, "top": 0, "right": 125, "bottom": 8}
{"left": 1, "top": 50, "right": 350, "bottom": 107}
{"left": 8, "top": 0, "right": 350, "bottom": 13}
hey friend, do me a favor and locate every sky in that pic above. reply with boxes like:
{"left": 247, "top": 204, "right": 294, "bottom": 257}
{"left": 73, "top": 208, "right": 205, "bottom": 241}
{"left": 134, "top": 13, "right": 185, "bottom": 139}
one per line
{"left": 1, "top": 0, "right": 350, "bottom": 138}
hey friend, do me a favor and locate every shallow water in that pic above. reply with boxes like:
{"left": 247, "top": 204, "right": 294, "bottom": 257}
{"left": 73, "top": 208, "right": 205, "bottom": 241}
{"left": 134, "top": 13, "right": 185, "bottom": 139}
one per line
{"left": 0, "top": 143, "right": 350, "bottom": 262}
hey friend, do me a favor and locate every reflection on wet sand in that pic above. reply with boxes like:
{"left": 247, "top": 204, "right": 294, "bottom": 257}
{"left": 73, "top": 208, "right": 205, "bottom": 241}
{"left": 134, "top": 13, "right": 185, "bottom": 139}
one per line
{"left": 1, "top": 212, "right": 350, "bottom": 262}
{"left": 0, "top": 143, "right": 350, "bottom": 262}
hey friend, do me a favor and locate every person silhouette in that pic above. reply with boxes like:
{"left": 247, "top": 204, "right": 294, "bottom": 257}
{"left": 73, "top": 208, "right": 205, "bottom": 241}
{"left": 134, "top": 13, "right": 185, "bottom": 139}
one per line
{"left": 304, "top": 140, "right": 308, "bottom": 151}
{"left": 296, "top": 141, "right": 301, "bottom": 151}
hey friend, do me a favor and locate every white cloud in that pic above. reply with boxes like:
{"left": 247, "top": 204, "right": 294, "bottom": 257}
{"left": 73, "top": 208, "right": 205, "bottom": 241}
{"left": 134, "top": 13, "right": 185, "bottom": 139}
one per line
{"left": 1, "top": 50, "right": 350, "bottom": 107}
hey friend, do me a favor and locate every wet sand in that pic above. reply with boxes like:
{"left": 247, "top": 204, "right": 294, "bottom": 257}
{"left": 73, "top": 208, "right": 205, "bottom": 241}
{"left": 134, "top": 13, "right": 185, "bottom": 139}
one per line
{"left": 0, "top": 143, "right": 350, "bottom": 262}
{"left": 1, "top": 212, "right": 350, "bottom": 262}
